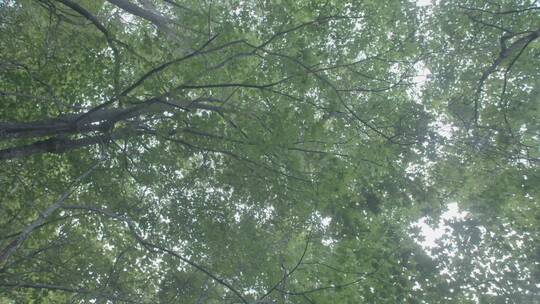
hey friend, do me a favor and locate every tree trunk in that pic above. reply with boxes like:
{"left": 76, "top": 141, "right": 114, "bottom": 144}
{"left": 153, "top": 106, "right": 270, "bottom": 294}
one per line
{"left": 0, "top": 99, "right": 221, "bottom": 160}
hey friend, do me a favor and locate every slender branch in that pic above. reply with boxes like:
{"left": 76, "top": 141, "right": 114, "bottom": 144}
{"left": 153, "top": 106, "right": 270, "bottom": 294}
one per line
{"left": 75, "top": 34, "right": 218, "bottom": 124}
{"left": 258, "top": 48, "right": 405, "bottom": 144}
{"left": 277, "top": 278, "right": 364, "bottom": 296}
{"left": 54, "top": 0, "right": 121, "bottom": 94}
{"left": 0, "top": 162, "right": 99, "bottom": 265}
{"left": 116, "top": 34, "right": 218, "bottom": 100}
{"left": 260, "top": 233, "right": 311, "bottom": 300}
{"left": 55, "top": 0, "right": 109, "bottom": 38}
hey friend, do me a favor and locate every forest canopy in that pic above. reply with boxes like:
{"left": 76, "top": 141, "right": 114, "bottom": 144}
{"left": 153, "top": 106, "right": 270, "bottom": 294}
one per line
{"left": 0, "top": 0, "right": 538, "bottom": 303}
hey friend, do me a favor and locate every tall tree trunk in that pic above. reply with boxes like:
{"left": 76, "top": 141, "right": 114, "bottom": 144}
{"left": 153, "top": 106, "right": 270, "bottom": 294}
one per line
{"left": 0, "top": 99, "right": 221, "bottom": 160}
{"left": 0, "top": 133, "right": 114, "bottom": 160}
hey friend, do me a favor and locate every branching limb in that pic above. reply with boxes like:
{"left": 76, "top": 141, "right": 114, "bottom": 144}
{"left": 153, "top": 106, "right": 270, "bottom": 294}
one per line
{"left": 259, "top": 232, "right": 311, "bottom": 300}
{"left": 54, "top": 0, "right": 121, "bottom": 94}
{"left": 0, "top": 162, "right": 100, "bottom": 265}
{"left": 473, "top": 27, "right": 540, "bottom": 125}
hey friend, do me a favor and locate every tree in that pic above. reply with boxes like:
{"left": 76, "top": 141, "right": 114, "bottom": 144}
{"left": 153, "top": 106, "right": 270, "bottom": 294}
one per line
{"left": 0, "top": 0, "right": 538, "bottom": 303}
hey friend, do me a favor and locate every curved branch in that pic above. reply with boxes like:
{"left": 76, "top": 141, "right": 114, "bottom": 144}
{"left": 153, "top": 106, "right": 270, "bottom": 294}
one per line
{"left": 473, "top": 28, "right": 540, "bottom": 124}
{"left": 260, "top": 233, "right": 311, "bottom": 300}
{"left": 54, "top": 0, "right": 121, "bottom": 94}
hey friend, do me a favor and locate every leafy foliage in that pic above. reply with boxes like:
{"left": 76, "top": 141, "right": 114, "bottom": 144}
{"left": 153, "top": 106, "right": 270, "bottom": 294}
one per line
{"left": 0, "top": 0, "right": 538, "bottom": 303}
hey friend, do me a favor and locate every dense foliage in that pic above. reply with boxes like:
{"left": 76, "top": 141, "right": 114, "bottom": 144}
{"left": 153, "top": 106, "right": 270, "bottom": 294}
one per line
{"left": 0, "top": 0, "right": 538, "bottom": 303}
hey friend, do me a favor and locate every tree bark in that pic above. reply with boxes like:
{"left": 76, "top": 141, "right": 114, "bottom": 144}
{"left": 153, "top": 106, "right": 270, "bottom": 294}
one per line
{"left": 1, "top": 99, "right": 222, "bottom": 140}
{"left": 0, "top": 134, "right": 111, "bottom": 160}
{"left": 0, "top": 99, "right": 222, "bottom": 160}
{"left": 0, "top": 103, "right": 150, "bottom": 140}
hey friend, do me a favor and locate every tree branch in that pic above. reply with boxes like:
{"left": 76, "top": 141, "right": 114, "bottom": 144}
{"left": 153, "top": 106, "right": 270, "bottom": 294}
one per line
{"left": 473, "top": 28, "right": 540, "bottom": 124}
{"left": 54, "top": 0, "right": 121, "bottom": 94}
{"left": 0, "top": 162, "right": 99, "bottom": 265}
{"left": 260, "top": 233, "right": 311, "bottom": 300}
